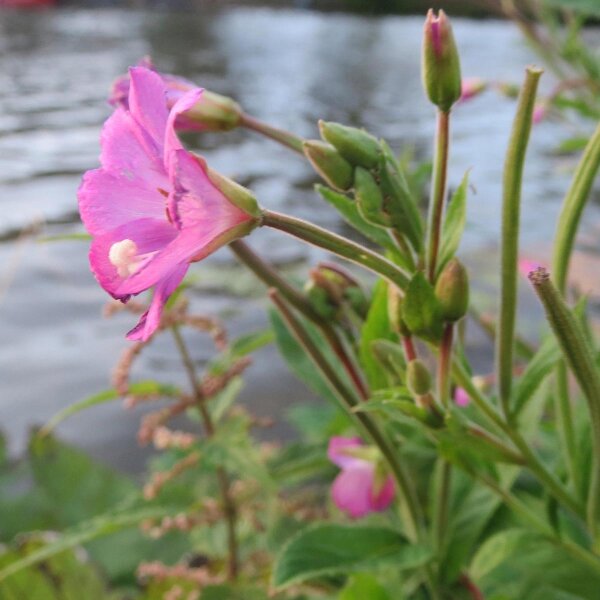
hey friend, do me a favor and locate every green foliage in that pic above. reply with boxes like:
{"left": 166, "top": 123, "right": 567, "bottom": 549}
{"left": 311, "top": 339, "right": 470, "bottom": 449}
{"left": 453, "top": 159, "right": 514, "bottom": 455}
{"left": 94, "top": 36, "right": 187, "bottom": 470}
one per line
{"left": 338, "top": 573, "right": 393, "bottom": 600}
{"left": 359, "top": 280, "right": 397, "bottom": 390}
{"left": 471, "top": 528, "right": 600, "bottom": 598}
{"left": 0, "top": 534, "right": 110, "bottom": 600}
{"left": 272, "top": 523, "right": 432, "bottom": 590}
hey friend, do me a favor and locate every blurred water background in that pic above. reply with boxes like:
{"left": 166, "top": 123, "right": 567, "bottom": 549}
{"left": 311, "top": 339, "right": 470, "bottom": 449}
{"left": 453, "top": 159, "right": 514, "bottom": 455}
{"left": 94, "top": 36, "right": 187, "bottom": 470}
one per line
{"left": 1, "top": 2, "right": 598, "bottom": 471}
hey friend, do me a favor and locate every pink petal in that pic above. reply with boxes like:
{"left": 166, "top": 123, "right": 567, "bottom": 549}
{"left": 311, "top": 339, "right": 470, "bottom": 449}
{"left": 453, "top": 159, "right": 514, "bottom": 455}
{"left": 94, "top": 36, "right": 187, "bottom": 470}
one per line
{"left": 454, "top": 387, "right": 470, "bottom": 407}
{"left": 169, "top": 150, "right": 251, "bottom": 230}
{"left": 369, "top": 475, "right": 395, "bottom": 511}
{"left": 164, "top": 88, "right": 204, "bottom": 168}
{"left": 89, "top": 217, "right": 178, "bottom": 298}
{"left": 78, "top": 168, "right": 167, "bottom": 235}
{"left": 327, "top": 436, "right": 364, "bottom": 469}
{"left": 331, "top": 464, "right": 376, "bottom": 519}
{"left": 113, "top": 228, "right": 206, "bottom": 296}
{"left": 100, "top": 109, "right": 167, "bottom": 192}
{"left": 126, "top": 263, "right": 188, "bottom": 342}
{"left": 128, "top": 67, "right": 169, "bottom": 150}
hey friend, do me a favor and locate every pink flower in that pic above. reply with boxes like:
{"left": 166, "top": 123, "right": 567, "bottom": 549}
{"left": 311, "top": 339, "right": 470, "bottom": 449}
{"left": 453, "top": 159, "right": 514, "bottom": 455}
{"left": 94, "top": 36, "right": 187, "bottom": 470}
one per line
{"left": 454, "top": 387, "right": 470, "bottom": 407}
{"left": 459, "top": 77, "right": 487, "bottom": 103}
{"left": 518, "top": 258, "right": 542, "bottom": 278}
{"left": 78, "top": 67, "right": 258, "bottom": 341}
{"left": 109, "top": 58, "right": 242, "bottom": 132}
{"left": 327, "top": 436, "right": 395, "bottom": 519}
{"left": 532, "top": 102, "right": 548, "bottom": 124}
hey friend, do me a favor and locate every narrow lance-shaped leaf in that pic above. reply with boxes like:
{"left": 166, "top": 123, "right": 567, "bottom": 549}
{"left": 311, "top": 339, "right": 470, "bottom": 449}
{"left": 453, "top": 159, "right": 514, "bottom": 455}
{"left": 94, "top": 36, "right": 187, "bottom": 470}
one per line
{"left": 437, "top": 170, "right": 469, "bottom": 275}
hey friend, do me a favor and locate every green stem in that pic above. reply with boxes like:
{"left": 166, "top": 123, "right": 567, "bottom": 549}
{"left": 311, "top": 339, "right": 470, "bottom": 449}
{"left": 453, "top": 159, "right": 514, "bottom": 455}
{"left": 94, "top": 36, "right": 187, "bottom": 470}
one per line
{"left": 438, "top": 324, "right": 454, "bottom": 410}
{"left": 426, "top": 110, "right": 450, "bottom": 283}
{"left": 228, "top": 240, "right": 368, "bottom": 399}
{"left": 496, "top": 66, "right": 543, "bottom": 419}
{"left": 529, "top": 268, "right": 600, "bottom": 546}
{"left": 261, "top": 209, "right": 409, "bottom": 289}
{"left": 268, "top": 290, "right": 423, "bottom": 541}
{"left": 240, "top": 112, "right": 304, "bottom": 154}
{"left": 171, "top": 326, "right": 239, "bottom": 580}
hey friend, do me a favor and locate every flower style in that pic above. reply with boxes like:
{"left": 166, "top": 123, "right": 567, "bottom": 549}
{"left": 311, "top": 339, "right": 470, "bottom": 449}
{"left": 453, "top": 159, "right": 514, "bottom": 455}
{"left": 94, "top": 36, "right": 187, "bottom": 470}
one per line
{"left": 78, "top": 67, "right": 259, "bottom": 341}
{"left": 327, "top": 436, "right": 395, "bottom": 519}
{"left": 110, "top": 58, "right": 242, "bottom": 132}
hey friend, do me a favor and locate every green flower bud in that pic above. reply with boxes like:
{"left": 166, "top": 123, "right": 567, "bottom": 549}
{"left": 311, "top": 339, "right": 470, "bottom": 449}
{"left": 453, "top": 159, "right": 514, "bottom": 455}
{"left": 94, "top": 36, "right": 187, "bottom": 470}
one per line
{"left": 185, "top": 90, "right": 243, "bottom": 131}
{"left": 319, "top": 120, "right": 380, "bottom": 168}
{"left": 304, "top": 279, "right": 338, "bottom": 320}
{"left": 435, "top": 258, "right": 469, "bottom": 322}
{"left": 422, "top": 9, "right": 462, "bottom": 112}
{"left": 354, "top": 167, "right": 391, "bottom": 228}
{"left": 387, "top": 285, "right": 411, "bottom": 337}
{"left": 303, "top": 140, "right": 354, "bottom": 191}
{"left": 407, "top": 359, "right": 432, "bottom": 396}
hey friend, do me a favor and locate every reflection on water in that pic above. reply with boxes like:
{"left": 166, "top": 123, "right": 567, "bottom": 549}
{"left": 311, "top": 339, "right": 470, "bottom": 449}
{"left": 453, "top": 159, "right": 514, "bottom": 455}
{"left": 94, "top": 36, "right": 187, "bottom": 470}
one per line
{"left": 0, "top": 6, "right": 596, "bottom": 469}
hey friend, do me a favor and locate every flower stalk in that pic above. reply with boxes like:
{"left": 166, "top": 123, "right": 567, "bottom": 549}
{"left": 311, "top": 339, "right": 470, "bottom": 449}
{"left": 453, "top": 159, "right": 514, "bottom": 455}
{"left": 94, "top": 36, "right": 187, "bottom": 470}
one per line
{"left": 239, "top": 113, "right": 304, "bottom": 154}
{"left": 261, "top": 209, "right": 409, "bottom": 289}
{"left": 426, "top": 109, "right": 451, "bottom": 283}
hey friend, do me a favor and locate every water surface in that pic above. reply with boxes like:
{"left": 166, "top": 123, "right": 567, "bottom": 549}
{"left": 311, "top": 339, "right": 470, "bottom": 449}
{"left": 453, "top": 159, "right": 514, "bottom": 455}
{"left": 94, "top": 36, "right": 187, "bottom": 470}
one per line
{"left": 1, "top": 6, "right": 595, "bottom": 470}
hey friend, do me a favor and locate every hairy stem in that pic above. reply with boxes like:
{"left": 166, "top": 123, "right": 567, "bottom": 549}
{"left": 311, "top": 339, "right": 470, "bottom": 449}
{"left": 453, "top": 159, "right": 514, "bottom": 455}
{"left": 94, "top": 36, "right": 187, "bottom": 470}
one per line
{"left": 426, "top": 110, "right": 450, "bottom": 283}
{"left": 229, "top": 239, "right": 368, "bottom": 399}
{"left": 262, "top": 209, "right": 409, "bottom": 289}
{"left": 171, "top": 326, "right": 239, "bottom": 580}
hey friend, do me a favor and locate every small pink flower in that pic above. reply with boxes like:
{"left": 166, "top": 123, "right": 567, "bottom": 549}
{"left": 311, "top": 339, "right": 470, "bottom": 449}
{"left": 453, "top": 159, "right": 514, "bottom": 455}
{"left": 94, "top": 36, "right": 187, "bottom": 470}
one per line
{"left": 327, "top": 437, "right": 395, "bottom": 519}
{"left": 459, "top": 77, "right": 487, "bottom": 103}
{"left": 518, "top": 258, "right": 542, "bottom": 278}
{"left": 79, "top": 67, "right": 257, "bottom": 341}
{"left": 454, "top": 387, "right": 470, "bottom": 407}
{"left": 110, "top": 58, "right": 241, "bottom": 132}
{"left": 532, "top": 102, "right": 548, "bottom": 124}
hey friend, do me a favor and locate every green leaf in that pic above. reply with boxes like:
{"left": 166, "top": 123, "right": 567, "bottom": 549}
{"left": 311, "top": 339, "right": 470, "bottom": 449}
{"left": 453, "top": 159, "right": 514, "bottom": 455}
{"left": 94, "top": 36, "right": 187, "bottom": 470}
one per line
{"left": 229, "top": 329, "right": 275, "bottom": 357}
{"left": 556, "top": 136, "right": 590, "bottom": 155}
{"left": 338, "top": 574, "right": 392, "bottom": 600}
{"left": 402, "top": 272, "right": 443, "bottom": 342}
{"left": 0, "top": 534, "right": 108, "bottom": 599}
{"left": 512, "top": 336, "right": 560, "bottom": 416}
{"left": 272, "top": 523, "right": 432, "bottom": 590}
{"left": 438, "top": 171, "right": 469, "bottom": 274}
{"left": 359, "top": 280, "right": 396, "bottom": 391}
{"left": 471, "top": 528, "right": 600, "bottom": 598}
{"left": 40, "top": 381, "right": 181, "bottom": 434}
{"left": 28, "top": 432, "right": 136, "bottom": 527}
{"left": 38, "top": 232, "right": 92, "bottom": 243}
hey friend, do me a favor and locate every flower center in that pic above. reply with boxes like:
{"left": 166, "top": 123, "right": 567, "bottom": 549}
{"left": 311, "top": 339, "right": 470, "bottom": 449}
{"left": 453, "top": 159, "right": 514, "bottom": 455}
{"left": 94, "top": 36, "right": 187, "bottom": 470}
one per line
{"left": 109, "top": 239, "right": 144, "bottom": 278}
